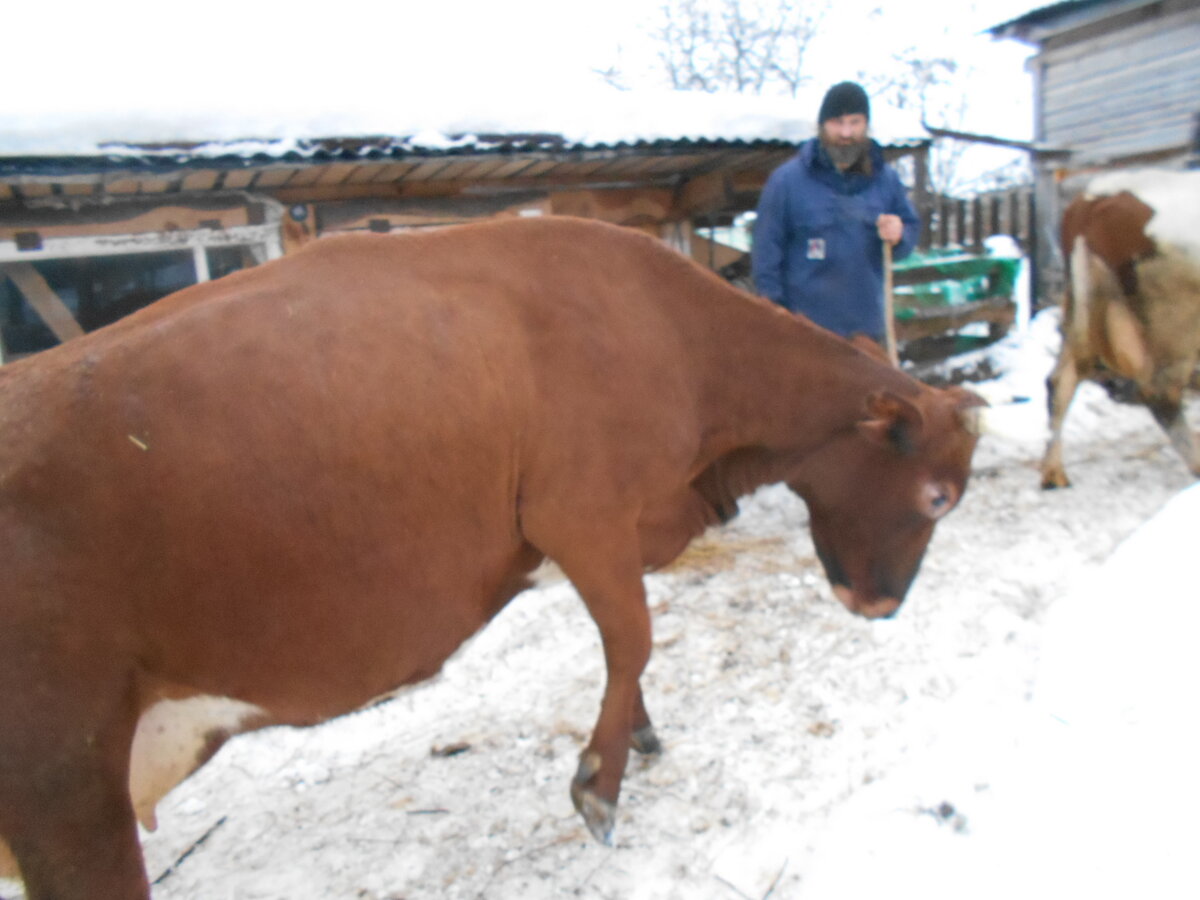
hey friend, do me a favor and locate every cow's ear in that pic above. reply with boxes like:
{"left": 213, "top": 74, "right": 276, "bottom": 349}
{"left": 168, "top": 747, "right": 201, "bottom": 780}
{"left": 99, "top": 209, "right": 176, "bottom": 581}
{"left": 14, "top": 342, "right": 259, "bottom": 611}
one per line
{"left": 857, "top": 391, "right": 924, "bottom": 455}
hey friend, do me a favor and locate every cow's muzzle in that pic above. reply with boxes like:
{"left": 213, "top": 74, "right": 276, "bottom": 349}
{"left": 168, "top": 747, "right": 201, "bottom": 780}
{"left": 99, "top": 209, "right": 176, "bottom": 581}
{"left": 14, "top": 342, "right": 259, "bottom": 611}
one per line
{"left": 832, "top": 585, "right": 902, "bottom": 620}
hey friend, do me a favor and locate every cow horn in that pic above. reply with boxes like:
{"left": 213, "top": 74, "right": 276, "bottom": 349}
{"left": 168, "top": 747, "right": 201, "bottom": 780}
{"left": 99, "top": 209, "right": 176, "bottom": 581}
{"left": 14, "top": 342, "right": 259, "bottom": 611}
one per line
{"left": 958, "top": 397, "right": 1044, "bottom": 440}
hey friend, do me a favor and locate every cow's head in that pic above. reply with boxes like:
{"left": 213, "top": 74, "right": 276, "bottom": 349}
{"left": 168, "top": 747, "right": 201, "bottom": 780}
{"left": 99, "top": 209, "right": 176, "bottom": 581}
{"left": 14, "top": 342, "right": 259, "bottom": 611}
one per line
{"left": 788, "top": 387, "right": 985, "bottom": 619}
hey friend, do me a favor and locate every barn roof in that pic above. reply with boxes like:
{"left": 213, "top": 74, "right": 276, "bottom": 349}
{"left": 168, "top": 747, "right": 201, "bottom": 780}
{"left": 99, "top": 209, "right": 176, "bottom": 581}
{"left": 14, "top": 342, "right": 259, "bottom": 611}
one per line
{"left": 0, "top": 87, "right": 928, "bottom": 212}
{"left": 989, "top": 0, "right": 1160, "bottom": 42}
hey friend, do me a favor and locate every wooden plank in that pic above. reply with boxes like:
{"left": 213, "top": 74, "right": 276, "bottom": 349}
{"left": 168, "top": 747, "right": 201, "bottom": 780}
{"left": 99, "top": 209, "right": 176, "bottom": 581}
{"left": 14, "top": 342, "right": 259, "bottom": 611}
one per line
{"left": 284, "top": 166, "right": 327, "bottom": 188}
{"left": 316, "top": 163, "right": 361, "bottom": 186}
{"left": 253, "top": 167, "right": 299, "bottom": 188}
{"left": 2, "top": 263, "right": 86, "bottom": 343}
{"left": 579, "top": 155, "right": 650, "bottom": 178}
{"left": 0, "top": 204, "right": 252, "bottom": 243}
{"left": 0, "top": 223, "right": 284, "bottom": 263}
{"left": 343, "top": 165, "right": 384, "bottom": 185}
{"left": 181, "top": 170, "right": 221, "bottom": 192}
{"left": 642, "top": 153, "right": 710, "bottom": 175}
{"left": 104, "top": 178, "right": 143, "bottom": 195}
{"left": 451, "top": 158, "right": 513, "bottom": 181}
{"left": 486, "top": 158, "right": 541, "bottom": 180}
{"left": 18, "top": 183, "right": 54, "bottom": 199}
{"left": 420, "top": 160, "right": 478, "bottom": 183}
{"left": 403, "top": 159, "right": 457, "bottom": 182}
{"left": 363, "top": 161, "right": 421, "bottom": 184}
{"left": 138, "top": 178, "right": 174, "bottom": 194}
{"left": 223, "top": 169, "right": 257, "bottom": 189}
{"left": 514, "top": 160, "right": 560, "bottom": 179}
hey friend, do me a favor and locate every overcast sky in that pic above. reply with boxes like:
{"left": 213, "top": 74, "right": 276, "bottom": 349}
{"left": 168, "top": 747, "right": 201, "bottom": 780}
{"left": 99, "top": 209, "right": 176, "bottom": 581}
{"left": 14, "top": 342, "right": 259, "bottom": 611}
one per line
{"left": 2, "top": 0, "right": 1039, "bottom": 161}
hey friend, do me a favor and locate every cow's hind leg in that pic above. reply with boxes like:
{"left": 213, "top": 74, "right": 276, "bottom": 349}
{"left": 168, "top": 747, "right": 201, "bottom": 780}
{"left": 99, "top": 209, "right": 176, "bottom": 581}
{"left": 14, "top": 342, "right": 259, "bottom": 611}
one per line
{"left": 630, "top": 686, "right": 662, "bottom": 756}
{"left": 1145, "top": 388, "right": 1200, "bottom": 477}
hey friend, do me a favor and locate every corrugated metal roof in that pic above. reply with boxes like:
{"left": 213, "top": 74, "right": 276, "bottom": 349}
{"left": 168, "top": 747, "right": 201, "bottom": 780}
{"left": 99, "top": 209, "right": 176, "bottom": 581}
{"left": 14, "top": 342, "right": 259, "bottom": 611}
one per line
{"left": 0, "top": 130, "right": 929, "bottom": 214}
{"left": 989, "top": 0, "right": 1159, "bottom": 42}
{"left": 0, "top": 134, "right": 821, "bottom": 178}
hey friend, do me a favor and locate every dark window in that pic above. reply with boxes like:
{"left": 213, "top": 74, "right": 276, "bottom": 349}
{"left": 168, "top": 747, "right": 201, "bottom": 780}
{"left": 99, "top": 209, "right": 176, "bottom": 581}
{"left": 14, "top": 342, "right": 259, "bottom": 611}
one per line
{"left": 1, "top": 247, "right": 255, "bottom": 358}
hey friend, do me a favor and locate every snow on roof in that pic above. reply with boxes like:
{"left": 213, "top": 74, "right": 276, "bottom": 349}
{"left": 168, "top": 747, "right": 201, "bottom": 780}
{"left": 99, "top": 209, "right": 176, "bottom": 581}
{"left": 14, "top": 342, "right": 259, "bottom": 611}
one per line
{"left": 0, "top": 83, "right": 927, "bottom": 161}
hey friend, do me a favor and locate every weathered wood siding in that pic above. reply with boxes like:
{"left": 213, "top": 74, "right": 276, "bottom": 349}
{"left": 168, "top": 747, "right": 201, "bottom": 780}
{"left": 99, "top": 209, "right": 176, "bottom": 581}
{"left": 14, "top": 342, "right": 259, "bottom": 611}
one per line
{"left": 1037, "top": 0, "right": 1199, "bottom": 166}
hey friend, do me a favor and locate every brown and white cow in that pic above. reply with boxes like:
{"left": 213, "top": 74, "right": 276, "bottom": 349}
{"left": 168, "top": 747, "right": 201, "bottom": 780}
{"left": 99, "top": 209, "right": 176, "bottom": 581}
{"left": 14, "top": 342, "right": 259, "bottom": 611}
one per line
{"left": 0, "top": 217, "right": 985, "bottom": 899}
{"left": 1042, "top": 169, "right": 1200, "bottom": 488}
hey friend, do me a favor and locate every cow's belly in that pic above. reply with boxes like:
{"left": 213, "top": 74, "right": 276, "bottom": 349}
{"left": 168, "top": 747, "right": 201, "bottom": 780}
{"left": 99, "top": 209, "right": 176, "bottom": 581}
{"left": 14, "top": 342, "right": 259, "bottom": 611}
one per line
{"left": 124, "top": 542, "right": 546, "bottom": 826}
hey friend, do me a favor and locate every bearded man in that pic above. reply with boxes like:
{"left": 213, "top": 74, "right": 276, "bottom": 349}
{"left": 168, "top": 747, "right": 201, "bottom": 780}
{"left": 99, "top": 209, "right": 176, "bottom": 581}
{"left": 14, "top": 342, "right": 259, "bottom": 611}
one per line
{"left": 751, "top": 81, "right": 920, "bottom": 345}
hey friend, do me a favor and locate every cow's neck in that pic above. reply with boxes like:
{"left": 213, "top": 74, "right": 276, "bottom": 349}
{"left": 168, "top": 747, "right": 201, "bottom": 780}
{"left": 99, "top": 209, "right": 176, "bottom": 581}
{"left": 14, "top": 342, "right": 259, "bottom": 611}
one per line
{"left": 687, "top": 299, "right": 915, "bottom": 496}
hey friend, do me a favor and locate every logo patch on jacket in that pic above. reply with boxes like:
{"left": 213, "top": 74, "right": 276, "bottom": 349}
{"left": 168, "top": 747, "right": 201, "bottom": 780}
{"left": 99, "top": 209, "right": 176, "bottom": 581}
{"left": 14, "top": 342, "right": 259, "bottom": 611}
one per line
{"left": 806, "top": 238, "right": 826, "bottom": 260}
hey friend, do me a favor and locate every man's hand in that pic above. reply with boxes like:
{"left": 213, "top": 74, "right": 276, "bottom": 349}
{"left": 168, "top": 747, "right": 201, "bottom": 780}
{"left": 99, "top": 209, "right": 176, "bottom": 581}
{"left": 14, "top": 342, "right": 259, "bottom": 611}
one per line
{"left": 876, "top": 213, "right": 904, "bottom": 246}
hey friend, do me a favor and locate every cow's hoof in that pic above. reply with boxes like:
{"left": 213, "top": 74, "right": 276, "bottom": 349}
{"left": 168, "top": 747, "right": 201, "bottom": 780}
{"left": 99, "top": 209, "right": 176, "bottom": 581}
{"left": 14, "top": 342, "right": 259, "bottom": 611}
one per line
{"left": 570, "top": 751, "right": 616, "bottom": 845}
{"left": 1040, "top": 466, "right": 1071, "bottom": 490}
{"left": 630, "top": 724, "right": 662, "bottom": 756}
{"left": 571, "top": 781, "right": 616, "bottom": 845}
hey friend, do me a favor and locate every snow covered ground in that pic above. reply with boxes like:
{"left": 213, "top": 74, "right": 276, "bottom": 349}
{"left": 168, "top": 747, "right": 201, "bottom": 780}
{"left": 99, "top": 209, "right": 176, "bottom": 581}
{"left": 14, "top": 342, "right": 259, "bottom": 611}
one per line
{"left": 3, "top": 310, "right": 1196, "bottom": 900}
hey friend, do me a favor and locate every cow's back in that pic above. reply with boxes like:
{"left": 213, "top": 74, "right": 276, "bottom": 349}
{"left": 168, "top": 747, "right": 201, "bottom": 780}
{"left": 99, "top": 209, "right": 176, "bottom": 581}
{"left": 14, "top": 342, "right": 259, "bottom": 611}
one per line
{"left": 0, "top": 220, "right": 717, "bottom": 718}
{"left": 1060, "top": 171, "right": 1200, "bottom": 379}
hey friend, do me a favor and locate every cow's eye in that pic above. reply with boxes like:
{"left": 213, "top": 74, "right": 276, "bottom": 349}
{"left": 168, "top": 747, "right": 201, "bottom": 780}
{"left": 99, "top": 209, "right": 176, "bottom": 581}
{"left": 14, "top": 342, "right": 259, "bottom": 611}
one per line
{"left": 919, "top": 481, "right": 957, "bottom": 519}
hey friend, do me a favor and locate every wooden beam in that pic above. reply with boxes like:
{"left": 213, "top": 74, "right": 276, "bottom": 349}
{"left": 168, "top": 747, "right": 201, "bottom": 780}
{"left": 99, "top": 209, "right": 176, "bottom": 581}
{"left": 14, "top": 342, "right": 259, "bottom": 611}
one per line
{"left": 223, "top": 169, "right": 257, "bottom": 189}
{"left": 18, "top": 183, "right": 55, "bottom": 199}
{"left": 549, "top": 188, "right": 673, "bottom": 226}
{"left": 253, "top": 167, "right": 300, "bottom": 188}
{"left": 673, "top": 171, "right": 734, "bottom": 218}
{"left": 363, "top": 161, "right": 422, "bottom": 184}
{"left": 2, "top": 263, "right": 85, "bottom": 343}
{"left": 181, "top": 170, "right": 221, "bottom": 191}
{"left": 315, "top": 163, "right": 361, "bottom": 186}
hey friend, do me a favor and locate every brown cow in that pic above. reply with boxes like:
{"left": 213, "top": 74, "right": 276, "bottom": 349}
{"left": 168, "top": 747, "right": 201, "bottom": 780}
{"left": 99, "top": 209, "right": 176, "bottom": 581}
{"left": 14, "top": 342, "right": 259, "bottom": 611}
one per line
{"left": 1041, "top": 169, "right": 1200, "bottom": 488}
{"left": 0, "top": 217, "right": 984, "bottom": 899}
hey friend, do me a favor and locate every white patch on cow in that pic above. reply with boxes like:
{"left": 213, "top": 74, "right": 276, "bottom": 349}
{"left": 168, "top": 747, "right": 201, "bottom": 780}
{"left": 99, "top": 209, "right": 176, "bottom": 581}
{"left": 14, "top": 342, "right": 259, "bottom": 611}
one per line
{"left": 129, "top": 695, "right": 265, "bottom": 831}
{"left": 1085, "top": 169, "right": 1200, "bottom": 261}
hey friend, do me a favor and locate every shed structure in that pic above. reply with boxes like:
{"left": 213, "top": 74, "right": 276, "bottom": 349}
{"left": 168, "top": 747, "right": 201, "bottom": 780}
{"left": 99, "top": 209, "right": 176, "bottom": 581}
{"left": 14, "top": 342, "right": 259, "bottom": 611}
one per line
{"left": 990, "top": 0, "right": 1200, "bottom": 300}
{"left": 0, "top": 118, "right": 929, "bottom": 362}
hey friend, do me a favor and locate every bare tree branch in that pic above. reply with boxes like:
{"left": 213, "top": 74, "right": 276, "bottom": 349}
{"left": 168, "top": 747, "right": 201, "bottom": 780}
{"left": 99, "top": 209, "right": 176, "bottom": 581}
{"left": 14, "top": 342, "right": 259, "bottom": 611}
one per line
{"left": 645, "top": 0, "right": 829, "bottom": 97}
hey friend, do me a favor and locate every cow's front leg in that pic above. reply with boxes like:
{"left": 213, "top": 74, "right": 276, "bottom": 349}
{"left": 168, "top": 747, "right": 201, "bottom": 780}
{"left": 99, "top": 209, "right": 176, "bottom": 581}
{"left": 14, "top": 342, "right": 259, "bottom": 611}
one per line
{"left": 1041, "top": 345, "right": 1083, "bottom": 489}
{"left": 0, "top": 668, "right": 148, "bottom": 900}
{"left": 563, "top": 553, "right": 653, "bottom": 845}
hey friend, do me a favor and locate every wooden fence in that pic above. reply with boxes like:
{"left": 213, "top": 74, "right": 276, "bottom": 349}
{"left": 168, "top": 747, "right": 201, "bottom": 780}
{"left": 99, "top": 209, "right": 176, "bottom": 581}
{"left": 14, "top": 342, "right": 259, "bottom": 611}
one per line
{"left": 920, "top": 186, "right": 1036, "bottom": 254}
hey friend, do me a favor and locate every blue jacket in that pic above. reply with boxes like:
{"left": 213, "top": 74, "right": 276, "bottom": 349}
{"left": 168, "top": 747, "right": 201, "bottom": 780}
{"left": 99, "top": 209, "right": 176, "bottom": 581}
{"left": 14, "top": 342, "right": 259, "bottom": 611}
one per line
{"left": 751, "top": 138, "right": 920, "bottom": 341}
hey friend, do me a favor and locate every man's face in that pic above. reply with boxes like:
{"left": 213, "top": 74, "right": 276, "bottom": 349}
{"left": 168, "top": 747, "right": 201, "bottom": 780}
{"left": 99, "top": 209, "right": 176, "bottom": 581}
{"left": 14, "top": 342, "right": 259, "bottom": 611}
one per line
{"left": 820, "top": 113, "right": 869, "bottom": 170}
{"left": 821, "top": 113, "right": 869, "bottom": 145}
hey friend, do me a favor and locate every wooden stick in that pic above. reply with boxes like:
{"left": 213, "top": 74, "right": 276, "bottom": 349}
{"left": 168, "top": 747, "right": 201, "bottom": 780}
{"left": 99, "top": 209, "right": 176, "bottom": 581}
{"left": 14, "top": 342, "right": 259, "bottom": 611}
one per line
{"left": 151, "top": 816, "right": 228, "bottom": 886}
{"left": 882, "top": 239, "right": 899, "bottom": 366}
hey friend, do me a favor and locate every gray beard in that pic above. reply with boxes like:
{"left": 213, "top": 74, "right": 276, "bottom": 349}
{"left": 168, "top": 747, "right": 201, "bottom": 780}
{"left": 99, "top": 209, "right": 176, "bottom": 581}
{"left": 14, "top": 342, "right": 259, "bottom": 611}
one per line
{"left": 823, "top": 139, "right": 868, "bottom": 171}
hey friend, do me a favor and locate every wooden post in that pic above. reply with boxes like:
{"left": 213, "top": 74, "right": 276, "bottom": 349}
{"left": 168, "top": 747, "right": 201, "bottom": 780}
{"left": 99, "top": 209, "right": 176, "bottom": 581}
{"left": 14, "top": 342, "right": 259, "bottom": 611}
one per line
{"left": 882, "top": 239, "right": 898, "bottom": 366}
{"left": 2, "top": 263, "right": 85, "bottom": 345}
{"left": 192, "top": 246, "right": 211, "bottom": 283}
{"left": 914, "top": 148, "right": 931, "bottom": 251}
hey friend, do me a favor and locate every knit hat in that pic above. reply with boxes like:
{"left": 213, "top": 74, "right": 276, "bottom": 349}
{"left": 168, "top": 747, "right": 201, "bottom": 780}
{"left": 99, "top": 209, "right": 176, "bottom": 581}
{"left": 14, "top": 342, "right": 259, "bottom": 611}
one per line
{"left": 818, "top": 81, "right": 870, "bottom": 124}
